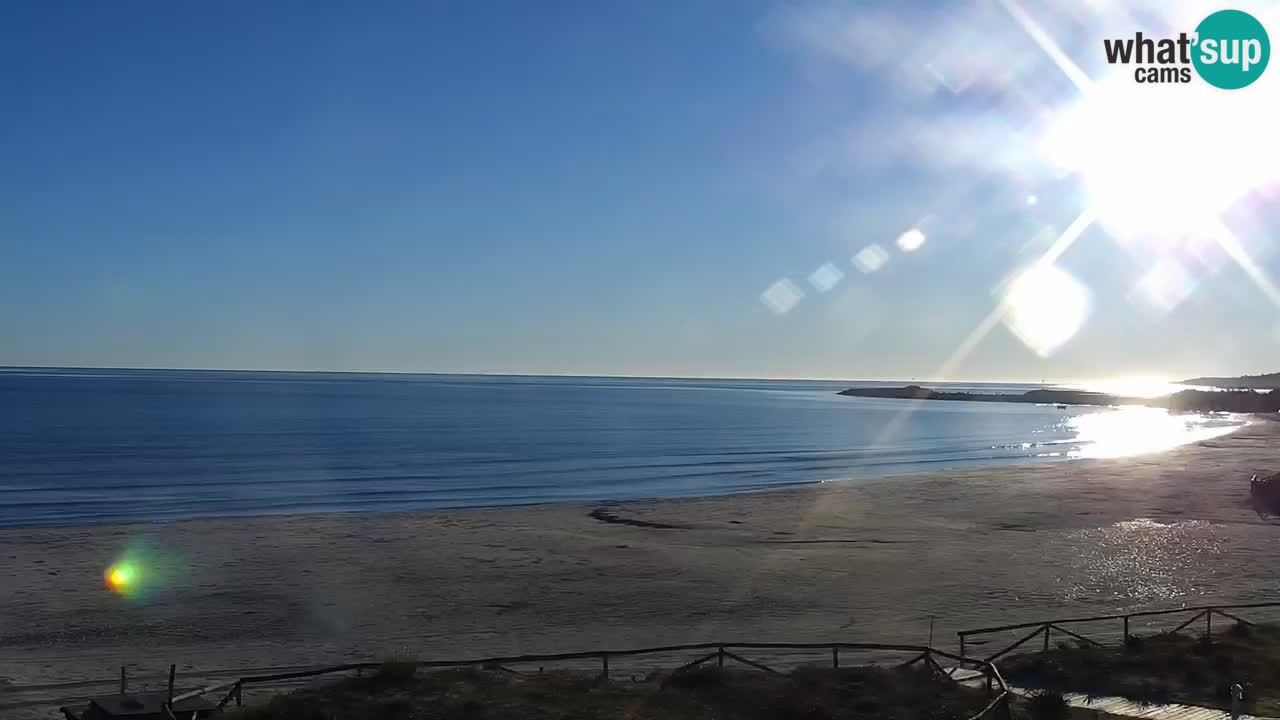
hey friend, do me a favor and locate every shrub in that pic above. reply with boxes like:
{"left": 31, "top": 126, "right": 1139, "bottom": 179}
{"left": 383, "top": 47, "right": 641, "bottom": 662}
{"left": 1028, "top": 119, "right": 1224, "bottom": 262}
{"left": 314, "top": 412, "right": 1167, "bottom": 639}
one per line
{"left": 1024, "top": 691, "right": 1070, "bottom": 720}
{"left": 666, "top": 666, "right": 728, "bottom": 690}
{"left": 376, "top": 656, "right": 418, "bottom": 683}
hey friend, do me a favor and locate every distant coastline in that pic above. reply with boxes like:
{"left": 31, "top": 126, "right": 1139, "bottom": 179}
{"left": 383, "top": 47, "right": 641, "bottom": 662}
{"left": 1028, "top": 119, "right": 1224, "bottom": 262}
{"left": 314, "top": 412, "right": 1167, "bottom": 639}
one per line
{"left": 838, "top": 384, "right": 1280, "bottom": 413}
{"left": 1179, "top": 372, "right": 1280, "bottom": 389}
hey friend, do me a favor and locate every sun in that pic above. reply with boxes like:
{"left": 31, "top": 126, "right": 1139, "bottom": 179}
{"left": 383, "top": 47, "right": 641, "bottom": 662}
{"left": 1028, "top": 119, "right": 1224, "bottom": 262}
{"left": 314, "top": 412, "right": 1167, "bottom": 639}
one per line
{"left": 1037, "top": 73, "right": 1279, "bottom": 241}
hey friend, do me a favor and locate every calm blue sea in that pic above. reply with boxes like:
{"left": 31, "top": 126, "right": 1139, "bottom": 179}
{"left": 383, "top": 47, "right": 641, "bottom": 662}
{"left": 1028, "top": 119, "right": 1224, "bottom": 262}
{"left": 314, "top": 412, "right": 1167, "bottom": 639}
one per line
{"left": 0, "top": 368, "right": 1244, "bottom": 528}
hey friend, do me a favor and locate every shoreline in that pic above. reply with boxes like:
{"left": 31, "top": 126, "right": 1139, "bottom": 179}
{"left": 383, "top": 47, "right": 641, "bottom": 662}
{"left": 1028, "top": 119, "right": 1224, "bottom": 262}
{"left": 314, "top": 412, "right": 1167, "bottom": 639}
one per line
{"left": 0, "top": 413, "right": 1253, "bottom": 532}
{"left": 3, "top": 419, "right": 1278, "bottom": 696}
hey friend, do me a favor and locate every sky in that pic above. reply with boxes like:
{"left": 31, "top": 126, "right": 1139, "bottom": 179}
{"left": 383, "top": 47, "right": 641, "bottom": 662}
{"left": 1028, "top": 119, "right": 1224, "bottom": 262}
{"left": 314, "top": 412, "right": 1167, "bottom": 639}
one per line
{"left": 3, "top": 0, "right": 1280, "bottom": 382}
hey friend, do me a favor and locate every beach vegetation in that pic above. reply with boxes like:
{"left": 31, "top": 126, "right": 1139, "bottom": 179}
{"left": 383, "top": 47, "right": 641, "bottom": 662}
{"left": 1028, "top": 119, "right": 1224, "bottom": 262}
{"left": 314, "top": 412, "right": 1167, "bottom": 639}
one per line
{"left": 1023, "top": 690, "right": 1069, "bottom": 720}
{"left": 228, "top": 663, "right": 997, "bottom": 720}
{"left": 1002, "top": 623, "right": 1280, "bottom": 715}
{"left": 375, "top": 652, "right": 418, "bottom": 684}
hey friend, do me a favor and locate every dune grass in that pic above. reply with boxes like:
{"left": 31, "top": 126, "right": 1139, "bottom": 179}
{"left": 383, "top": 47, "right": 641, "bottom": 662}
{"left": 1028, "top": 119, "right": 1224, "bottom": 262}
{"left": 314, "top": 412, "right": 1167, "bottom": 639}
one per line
{"left": 1000, "top": 623, "right": 1280, "bottom": 715}
{"left": 228, "top": 662, "right": 1000, "bottom": 720}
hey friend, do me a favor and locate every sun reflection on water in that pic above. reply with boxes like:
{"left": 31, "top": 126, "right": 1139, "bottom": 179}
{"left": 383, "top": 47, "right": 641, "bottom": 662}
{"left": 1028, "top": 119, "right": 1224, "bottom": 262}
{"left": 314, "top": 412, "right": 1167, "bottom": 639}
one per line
{"left": 1066, "top": 407, "right": 1243, "bottom": 459}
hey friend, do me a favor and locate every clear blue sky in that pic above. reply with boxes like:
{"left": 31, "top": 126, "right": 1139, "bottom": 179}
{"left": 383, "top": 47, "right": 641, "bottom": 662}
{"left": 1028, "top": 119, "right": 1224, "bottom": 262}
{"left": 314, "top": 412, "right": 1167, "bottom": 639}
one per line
{"left": 3, "top": 1, "right": 1279, "bottom": 381}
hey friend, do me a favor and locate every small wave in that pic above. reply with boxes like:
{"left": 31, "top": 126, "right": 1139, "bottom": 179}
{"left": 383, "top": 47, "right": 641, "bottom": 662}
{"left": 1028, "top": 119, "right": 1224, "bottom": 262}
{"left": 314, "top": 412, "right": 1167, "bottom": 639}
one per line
{"left": 990, "top": 439, "right": 1077, "bottom": 450}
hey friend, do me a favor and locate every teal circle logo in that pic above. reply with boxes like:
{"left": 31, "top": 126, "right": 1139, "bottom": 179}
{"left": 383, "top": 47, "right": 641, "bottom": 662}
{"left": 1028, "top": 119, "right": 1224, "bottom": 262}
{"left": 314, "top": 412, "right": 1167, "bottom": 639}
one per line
{"left": 1192, "top": 10, "right": 1270, "bottom": 89}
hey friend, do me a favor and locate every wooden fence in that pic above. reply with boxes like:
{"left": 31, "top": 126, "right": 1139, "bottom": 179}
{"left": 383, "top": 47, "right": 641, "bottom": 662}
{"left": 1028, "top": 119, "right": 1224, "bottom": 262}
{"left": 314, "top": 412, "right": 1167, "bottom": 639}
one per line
{"left": 957, "top": 601, "right": 1280, "bottom": 663}
{"left": 57, "top": 642, "right": 1012, "bottom": 720}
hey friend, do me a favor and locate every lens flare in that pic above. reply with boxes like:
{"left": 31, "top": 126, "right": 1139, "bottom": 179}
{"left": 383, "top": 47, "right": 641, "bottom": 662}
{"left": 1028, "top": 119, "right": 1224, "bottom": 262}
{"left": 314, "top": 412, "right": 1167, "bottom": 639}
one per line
{"left": 760, "top": 278, "right": 805, "bottom": 315}
{"left": 853, "top": 244, "right": 889, "bottom": 274}
{"left": 104, "top": 561, "right": 141, "bottom": 596}
{"left": 102, "top": 541, "right": 182, "bottom": 601}
{"left": 1000, "top": 263, "right": 1091, "bottom": 357}
{"left": 896, "top": 228, "right": 926, "bottom": 252}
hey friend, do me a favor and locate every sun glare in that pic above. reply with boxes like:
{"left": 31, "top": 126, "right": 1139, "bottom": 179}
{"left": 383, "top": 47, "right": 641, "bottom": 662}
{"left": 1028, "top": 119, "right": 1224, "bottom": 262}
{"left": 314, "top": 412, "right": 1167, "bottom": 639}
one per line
{"left": 1068, "top": 407, "right": 1241, "bottom": 459}
{"left": 1071, "top": 378, "right": 1188, "bottom": 399}
{"left": 1038, "top": 75, "right": 1279, "bottom": 241}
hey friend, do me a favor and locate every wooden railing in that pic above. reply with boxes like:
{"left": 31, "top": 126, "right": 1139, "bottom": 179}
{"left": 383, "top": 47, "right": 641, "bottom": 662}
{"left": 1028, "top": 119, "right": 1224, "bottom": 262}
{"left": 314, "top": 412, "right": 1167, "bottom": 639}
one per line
{"left": 57, "top": 642, "right": 1012, "bottom": 720}
{"left": 957, "top": 601, "right": 1280, "bottom": 663}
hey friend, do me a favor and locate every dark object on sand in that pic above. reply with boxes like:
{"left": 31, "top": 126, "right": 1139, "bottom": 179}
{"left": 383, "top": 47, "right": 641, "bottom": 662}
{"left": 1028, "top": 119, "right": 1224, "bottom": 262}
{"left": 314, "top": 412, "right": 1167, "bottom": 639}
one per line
{"left": 1250, "top": 472, "right": 1280, "bottom": 517}
{"left": 60, "top": 692, "right": 218, "bottom": 720}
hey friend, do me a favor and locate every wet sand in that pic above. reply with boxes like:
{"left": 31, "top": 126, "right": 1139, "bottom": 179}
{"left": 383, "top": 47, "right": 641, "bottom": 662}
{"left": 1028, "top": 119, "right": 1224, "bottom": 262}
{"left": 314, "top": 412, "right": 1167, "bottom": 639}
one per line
{"left": 3, "top": 419, "right": 1280, "bottom": 695}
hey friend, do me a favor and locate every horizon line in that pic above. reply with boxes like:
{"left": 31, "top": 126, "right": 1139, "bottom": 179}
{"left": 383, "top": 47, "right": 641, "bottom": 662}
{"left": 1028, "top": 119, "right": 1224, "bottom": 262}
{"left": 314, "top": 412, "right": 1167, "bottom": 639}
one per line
{"left": 0, "top": 363, "right": 1198, "bottom": 386}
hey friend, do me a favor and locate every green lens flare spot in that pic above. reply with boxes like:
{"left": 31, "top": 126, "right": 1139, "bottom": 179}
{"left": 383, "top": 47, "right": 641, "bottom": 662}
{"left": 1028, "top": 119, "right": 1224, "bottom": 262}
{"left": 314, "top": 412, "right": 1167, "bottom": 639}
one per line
{"left": 103, "top": 541, "right": 182, "bottom": 601}
{"left": 105, "top": 561, "right": 140, "bottom": 595}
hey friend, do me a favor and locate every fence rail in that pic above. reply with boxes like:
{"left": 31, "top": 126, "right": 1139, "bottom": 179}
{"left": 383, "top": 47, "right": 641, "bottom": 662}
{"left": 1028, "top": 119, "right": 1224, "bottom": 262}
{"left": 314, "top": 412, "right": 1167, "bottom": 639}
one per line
{"left": 49, "top": 642, "right": 1012, "bottom": 720}
{"left": 957, "top": 601, "right": 1280, "bottom": 663}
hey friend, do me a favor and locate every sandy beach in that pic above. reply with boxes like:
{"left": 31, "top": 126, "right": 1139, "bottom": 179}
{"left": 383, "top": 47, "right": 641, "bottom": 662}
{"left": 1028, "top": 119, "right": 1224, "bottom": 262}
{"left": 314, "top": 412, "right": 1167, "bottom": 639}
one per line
{"left": 4, "top": 419, "right": 1280, "bottom": 701}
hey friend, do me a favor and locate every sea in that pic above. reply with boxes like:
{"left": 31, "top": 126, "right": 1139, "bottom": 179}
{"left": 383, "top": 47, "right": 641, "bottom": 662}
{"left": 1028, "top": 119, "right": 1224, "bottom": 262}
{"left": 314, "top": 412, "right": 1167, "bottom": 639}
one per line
{"left": 0, "top": 368, "right": 1245, "bottom": 528}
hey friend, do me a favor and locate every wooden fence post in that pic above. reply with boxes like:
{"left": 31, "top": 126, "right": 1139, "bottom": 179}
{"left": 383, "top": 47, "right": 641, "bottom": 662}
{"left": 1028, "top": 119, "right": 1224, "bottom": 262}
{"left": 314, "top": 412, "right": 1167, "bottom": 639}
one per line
{"left": 832, "top": 647, "right": 839, "bottom": 668}
{"left": 717, "top": 647, "right": 725, "bottom": 668}
{"left": 167, "top": 664, "right": 176, "bottom": 706}
{"left": 601, "top": 654, "right": 609, "bottom": 680}
{"left": 959, "top": 635, "right": 966, "bottom": 660}
{"left": 1123, "top": 616, "right": 1129, "bottom": 643}
{"left": 1042, "top": 625, "right": 1050, "bottom": 652}
{"left": 1206, "top": 609, "right": 1212, "bottom": 641}
{"left": 120, "top": 665, "right": 126, "bottom": 695}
